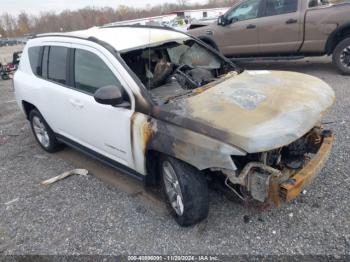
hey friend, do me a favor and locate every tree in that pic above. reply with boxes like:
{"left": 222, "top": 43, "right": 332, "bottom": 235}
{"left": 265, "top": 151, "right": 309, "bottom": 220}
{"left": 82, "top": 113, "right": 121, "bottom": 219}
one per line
{"left": 0, "top": 20, "right": 6, "bottom": 37}
{"left": 1, "top": 13, "right": 16, "bottom": 37}
{"left": 177, "top": 0, "right": 189, "bottom": 6}
{"left": 17, "top": 12, "right": 30, "bottom": 35}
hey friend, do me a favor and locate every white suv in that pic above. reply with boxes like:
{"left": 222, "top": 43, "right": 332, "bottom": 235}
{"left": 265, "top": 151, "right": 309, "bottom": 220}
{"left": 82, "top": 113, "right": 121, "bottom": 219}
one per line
{"left": 15, "top": 25, "right": 335, "bottom": 226}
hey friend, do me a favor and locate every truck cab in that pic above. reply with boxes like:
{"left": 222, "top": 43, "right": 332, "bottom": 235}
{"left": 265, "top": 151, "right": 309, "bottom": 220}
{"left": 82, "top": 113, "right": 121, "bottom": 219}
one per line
{"left": 189, "top": 0, "right": 350, "bottom": 74}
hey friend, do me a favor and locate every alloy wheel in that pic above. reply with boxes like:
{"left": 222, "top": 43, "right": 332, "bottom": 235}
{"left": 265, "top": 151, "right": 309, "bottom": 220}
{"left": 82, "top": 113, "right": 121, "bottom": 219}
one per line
{"left": 32, "top": 116, "right": 50, "bottom": 148}
{"left": 340, "top": 46, "right": 350, "bottom": 68}
{"left": 162, "top": 161, "right": 184, "bottom": 216}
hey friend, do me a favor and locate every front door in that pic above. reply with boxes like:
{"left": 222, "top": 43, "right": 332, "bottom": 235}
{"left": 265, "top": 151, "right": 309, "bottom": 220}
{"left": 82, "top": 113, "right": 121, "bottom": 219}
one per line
{"left": 213, "top": 0, "right": 264, "bottom": 56}
{"left": 65, "top": 45, "right": 134, "bottom": 167}
{"left": 258, "top": 0, "right": 303, "bottom": 53}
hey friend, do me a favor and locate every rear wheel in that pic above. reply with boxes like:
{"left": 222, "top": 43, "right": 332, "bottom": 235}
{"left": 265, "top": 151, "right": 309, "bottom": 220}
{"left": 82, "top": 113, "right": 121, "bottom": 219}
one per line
{"left": 333, "top": 37, "right": 350, "bottom": 75}
{"left": 160, "top": 156, "right": 209, "bottom": 227}
{"left": 29, "top": 109, "right": 60, "bottom": 153}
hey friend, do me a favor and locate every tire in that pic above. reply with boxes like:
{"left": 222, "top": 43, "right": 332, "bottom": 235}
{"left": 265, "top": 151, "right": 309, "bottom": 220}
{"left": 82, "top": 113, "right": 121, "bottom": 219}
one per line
{"left": 160, "top": 155, "right": 209, "bottom": 227}
{"left": 332, "top": 37, "right": 350, "bottom": 75}
{"left": 29, "top": 109, "right": 60, "bottom": 153}
{"left": 1, "top": 74, "right": 9, "bottom": 80}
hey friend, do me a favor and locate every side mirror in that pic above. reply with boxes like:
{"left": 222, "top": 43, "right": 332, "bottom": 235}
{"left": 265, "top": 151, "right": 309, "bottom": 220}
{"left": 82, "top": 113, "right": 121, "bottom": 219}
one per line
{"left": 94, "top": 85, "right": 125, "bottom": 106}
{"left": 217, "top": 15, "right": 226, "bottom": 26}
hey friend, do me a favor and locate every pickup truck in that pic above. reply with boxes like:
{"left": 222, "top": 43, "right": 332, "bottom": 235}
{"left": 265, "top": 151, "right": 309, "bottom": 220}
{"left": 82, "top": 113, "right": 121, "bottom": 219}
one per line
{"left": 189, "top": 0, "right": 350, "bottom": 74}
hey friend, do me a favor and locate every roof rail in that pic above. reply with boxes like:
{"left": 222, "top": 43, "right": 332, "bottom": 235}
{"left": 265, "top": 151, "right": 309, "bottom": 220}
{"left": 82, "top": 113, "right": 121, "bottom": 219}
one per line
{"left": 33, "top": 33, "right": 88, "bottom": 40}
{"left": 100, "top": 24, "right": 179, "bottom": 32}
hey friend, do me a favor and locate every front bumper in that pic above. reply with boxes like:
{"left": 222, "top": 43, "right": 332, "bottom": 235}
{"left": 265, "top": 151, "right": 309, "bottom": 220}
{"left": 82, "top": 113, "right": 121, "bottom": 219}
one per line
{"left": 265, "top": 133, "right": 334, "bottom": 207}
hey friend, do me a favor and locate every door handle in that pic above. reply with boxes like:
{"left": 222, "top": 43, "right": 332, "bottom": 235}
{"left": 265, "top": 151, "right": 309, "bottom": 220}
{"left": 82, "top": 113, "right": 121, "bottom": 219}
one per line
{"left": 246, "top": 24, "right": 256, "bottom": 29}
{"left": 286, "top": 19, "right": 297, "bottom": 24}
{"left": 69, "top": 99, "right": 84, "bottom": 108}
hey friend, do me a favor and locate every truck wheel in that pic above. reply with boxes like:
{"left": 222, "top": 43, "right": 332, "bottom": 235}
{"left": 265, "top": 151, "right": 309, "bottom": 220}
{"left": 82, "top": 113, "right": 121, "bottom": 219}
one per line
{"left": 29, "top": 109, "right": 60, "bottom": 153}
{"left": 160, "top": 156, "right": 209, "bottom": 227}
{"left": 333, "top": 37, "right": 350, "bottom": 75}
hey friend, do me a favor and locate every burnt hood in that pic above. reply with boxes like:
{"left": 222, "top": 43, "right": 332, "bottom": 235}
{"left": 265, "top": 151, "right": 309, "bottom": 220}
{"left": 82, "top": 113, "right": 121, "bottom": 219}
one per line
{"left": 152, "top": 70, "right": 335, "bottom": 153}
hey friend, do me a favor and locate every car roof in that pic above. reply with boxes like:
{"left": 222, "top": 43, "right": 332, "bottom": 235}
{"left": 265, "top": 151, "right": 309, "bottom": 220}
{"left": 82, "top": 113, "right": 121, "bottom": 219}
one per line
{"left": 37, "top": 26, "right": 190, "bottom": 53}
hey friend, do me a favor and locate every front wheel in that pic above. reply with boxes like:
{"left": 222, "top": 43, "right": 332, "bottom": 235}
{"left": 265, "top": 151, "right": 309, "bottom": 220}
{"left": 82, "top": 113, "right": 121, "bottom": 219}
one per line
{"left": 160, "top": 156, "right": 209, "bottom": 227}
{"left": 333, "top": 37, "right": 350, "bottom": 75}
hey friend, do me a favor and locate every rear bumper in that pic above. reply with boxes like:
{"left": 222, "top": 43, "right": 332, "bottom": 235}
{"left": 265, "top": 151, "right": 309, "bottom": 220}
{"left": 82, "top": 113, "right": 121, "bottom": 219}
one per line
{"left": 277, "top": 134, "right": 334, "bottom": 203}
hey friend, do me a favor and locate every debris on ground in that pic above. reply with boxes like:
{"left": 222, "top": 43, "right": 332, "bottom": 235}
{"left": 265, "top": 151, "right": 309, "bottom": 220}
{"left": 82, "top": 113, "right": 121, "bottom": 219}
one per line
{"left": 0, "top": 136, "right": 7, "bottom": 145}
{"left": 6, "top": 133, "right": 19, "bottom": 137}
{"left": 243, "top": 215, "right": 250, "bottom": 223}
{"left": 4, "top": 198, "right": 19, "bottom": 205}
{"left": 258, "top": 217, "right": 265, "bottom": 222}
{"left": 41, "top": 169, "right": 89, "bottom": 186}
{"left": 34, "top": 154, "right": 48, "bottom": 160}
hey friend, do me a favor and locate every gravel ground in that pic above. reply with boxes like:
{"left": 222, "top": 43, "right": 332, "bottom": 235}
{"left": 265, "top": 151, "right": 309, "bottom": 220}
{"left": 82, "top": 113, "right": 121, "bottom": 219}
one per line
{"left": 0, "top": 56, "right": 349, "bottom": 256}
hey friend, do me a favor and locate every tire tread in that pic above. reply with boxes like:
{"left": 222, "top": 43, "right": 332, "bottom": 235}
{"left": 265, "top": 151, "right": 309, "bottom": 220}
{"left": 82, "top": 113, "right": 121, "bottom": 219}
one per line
{"left": 161, "top": 156, "right": 209, "bottom": 227}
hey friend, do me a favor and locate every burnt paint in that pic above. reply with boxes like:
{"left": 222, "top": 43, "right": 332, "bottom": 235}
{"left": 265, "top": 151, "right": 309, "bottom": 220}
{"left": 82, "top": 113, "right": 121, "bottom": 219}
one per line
{"left": 151, "top": 104, "right": 235, "bottom": 148}
{"left": 131, "top": 110, "right": 245, "bottom": 173}
{"left": 145, "top": 116, "right": 244, "bottom": 171}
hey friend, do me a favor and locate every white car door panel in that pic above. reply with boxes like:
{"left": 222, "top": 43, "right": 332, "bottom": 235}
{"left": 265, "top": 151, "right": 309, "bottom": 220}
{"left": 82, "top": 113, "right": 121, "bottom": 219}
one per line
{"left": 65, "top": 44, "right": 134, "bottom": 168}
{"left": 65, "top": 90, "right": 133, "bottom": 166}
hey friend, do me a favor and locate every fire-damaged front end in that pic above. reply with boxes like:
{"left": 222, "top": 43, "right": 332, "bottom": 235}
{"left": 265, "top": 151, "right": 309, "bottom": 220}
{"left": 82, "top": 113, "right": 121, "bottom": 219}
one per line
{"left": 223, "top": 127, "right": 334, "bottom": 205}
{"left": 120, "top": 29, "right": 335, "bottom": 206}
{"left": 141, "top": 68, "right": 336, "bottom": 205}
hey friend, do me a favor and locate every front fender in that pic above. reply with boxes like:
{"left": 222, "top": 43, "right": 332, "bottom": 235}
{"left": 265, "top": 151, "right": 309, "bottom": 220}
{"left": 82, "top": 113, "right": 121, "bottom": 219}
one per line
{"left": 147, "top": 118, "right": 245, "bottom": 171}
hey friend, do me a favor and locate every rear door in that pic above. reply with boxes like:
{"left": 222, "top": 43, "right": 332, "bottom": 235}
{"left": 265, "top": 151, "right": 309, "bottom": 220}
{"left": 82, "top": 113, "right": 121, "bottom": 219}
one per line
{"left": 258, "top": 0, "right": 303, "bottom": 53}
{"left": 214, "top": 0, "right": 264, "bottom": 55}
{"left": 39, "top": 44, "right": 73, "bottom": 135}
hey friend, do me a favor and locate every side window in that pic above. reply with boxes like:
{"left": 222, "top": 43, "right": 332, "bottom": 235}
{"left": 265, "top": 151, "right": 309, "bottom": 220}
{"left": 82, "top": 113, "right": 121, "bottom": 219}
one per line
{"left": 28, "top": 46, "right": 41, "bottom": 76}
{"left": 225, "top": 0, "right": 262, "bottom": 22}
{"left": 265, "top": 0, "right": 298, "bottom": 16}
{"left": 47, "top": 46, "right": 68, "bottom": 85}
{"left": 308, "top": 0, "right": 319, "bottom": 7}
{"left": 74, "top": 49, "right": 123, "bottom": 95}
{"left": 308, "top": 0, "right": 329, "bottom": 8}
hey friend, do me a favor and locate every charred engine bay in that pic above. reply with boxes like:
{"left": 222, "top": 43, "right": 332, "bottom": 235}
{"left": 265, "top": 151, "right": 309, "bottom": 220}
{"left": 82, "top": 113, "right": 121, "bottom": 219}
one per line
{"left": 121, "top": 40, "right": 236, "bottom": 104}
{"left": 233, "top": 128, "right": 326, "bottom": 175}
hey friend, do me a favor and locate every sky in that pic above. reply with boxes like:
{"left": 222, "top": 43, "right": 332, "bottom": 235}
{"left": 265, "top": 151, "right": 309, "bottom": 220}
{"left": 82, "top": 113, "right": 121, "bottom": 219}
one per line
{"left": 2, "top": 0, "right": 207, "bottom": 16}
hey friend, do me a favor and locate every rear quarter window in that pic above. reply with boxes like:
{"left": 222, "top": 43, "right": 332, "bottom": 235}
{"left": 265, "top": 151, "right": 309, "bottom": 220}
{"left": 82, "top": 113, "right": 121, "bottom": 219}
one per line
{"left": 266, "top": 0, "right": 298, "bottom": 16}
{"left": 28, "top": 46, "right": 41, "bottom": 76}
